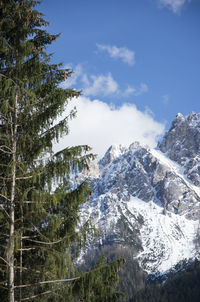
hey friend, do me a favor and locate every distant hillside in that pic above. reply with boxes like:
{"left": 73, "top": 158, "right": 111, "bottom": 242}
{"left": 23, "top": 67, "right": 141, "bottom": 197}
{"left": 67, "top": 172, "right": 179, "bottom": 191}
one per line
{"left": 131, "top": 260, "right": 200, "bottom": 302}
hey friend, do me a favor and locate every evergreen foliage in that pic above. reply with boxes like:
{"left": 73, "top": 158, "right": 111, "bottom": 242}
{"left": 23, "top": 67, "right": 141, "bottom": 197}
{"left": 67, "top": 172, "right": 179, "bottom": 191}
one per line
{"left": 0, "top": 1, "right": 124, "bottom": 301}
{"left": 77, "top": 244, "right": 146, "bottom": 302}
{"left": 131, "top": 260, "right": 200, "bottom": 302}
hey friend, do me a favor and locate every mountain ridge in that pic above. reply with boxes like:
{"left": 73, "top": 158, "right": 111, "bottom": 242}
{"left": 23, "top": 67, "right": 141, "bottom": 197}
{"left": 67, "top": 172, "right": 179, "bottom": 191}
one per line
{"left": 78, "top": 112, "right": 200, "bottom": 276}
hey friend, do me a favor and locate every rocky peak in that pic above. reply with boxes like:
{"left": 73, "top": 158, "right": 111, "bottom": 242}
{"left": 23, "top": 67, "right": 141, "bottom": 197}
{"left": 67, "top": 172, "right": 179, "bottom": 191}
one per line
{"left": 79, "top": 112, "right": 200, "bottom": 275}
{"left": 98, "top": 144, "right": 126, "bottom": 169}
{"left": 158, "top": 112, "right": 200, "bottom": 185}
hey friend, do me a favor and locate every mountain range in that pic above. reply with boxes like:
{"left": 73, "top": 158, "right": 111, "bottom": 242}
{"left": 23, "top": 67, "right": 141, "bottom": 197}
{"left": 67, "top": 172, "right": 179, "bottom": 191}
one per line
{"left": 77, "top": 112, "right": 200, "bottom": 297}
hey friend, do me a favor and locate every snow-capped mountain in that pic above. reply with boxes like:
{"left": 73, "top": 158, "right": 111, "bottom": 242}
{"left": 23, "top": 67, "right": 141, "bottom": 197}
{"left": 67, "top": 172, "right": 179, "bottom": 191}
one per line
{"left": 158, "top": 112, "right": 200, "bottom": 186}
{"left": 79, "top": 112, "right": 200, "bottom": 275}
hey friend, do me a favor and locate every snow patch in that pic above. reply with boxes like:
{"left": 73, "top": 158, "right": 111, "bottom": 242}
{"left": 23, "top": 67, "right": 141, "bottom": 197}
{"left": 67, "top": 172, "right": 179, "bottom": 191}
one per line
{"left": 126, "top": 197, "right": 199, "bottom": 273}
{"left": 151, "top": 149, "right": 200, "bottom": 197}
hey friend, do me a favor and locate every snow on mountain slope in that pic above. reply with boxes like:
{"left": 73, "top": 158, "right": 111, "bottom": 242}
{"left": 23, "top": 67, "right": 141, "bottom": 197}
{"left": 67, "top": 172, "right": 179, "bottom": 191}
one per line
{"left": 151, "top": 149, "right": 200, "bottom": 198}
{"left": 126, "top": 197, "right": 198, "bottom": 273}
{"left": 79, "top": 113, "right": 200, "bottom": 275}
{"left": 158, "top": 112, "right": 200, "bottom": 186}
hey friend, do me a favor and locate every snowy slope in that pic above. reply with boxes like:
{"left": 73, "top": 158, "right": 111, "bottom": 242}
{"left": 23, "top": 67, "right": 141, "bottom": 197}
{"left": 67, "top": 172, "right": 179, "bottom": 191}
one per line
{"left": 79, "top": 113, "right": 200, "bottom": 275}
{"left": 151, "top": 149, "right": 200, "bottom": 197}
{"left": 126, "top": 197, "right": 198, "bottom": 273}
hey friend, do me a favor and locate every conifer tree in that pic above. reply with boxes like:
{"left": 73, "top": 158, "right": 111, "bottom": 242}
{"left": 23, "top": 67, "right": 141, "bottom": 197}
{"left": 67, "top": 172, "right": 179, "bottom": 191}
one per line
{"left": 0, "top": 1, "right": 124, "bottom": 301}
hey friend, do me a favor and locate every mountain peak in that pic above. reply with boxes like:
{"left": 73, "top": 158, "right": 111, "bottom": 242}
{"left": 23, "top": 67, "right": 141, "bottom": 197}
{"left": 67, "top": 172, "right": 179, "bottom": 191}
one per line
{"left": 158, "top": 112, "right": 200, "bottom": 185}
{"left": 79, "top": 112, "right": 200, "bottom": 277}
{"left": 176, "top": 112, "right": 184, "bottom": 120}
{"left": 99, "top": 144, "right": 126, "bottom": 168}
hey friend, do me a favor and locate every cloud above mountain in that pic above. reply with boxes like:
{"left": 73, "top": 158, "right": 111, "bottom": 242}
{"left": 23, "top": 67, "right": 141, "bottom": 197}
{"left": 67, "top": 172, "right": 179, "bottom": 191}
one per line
{"left": 55, "top": 96, "right": 165, "bottom": 157}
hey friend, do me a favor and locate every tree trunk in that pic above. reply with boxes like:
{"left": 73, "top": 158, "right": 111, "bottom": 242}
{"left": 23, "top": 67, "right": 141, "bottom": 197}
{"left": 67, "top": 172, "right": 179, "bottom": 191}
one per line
{"left": 9, "top": 95, "right": 18, "bottom": 302}
{"left": 19, "top": 207, "right": 23, "bottom": 302}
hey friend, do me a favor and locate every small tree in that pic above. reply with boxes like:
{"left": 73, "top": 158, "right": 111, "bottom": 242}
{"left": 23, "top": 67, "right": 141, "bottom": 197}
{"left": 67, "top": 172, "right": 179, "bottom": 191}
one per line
{"left": 0, "top": 1, "right": 124, "bottom": 301}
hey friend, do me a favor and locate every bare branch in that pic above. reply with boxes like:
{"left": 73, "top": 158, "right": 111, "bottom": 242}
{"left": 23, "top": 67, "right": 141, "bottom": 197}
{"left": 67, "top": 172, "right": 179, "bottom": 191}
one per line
{"left": 29, "top": 222, "right": 65, "bottom": 245}
{"left": 0, "top": 148, "right": 12, "bottom": 154}
{"left": 0, "top": 194, "right": 11, "bottom": 201}
{"left": 25, "top": 237, "right": 65, "bottom": 245}
{"left": 0, "top": 256, "right": 9, "bottom": 266}
{"left": 0, "top": 204, "right": 10, "bottom": 219}
{"left": 17, "top": 247, "right": 36, "bottom": 251}
{"left": 0, "top": 113, "right": 9, "bottom": 121}
{"left": 22, "top": 235, "right": 38, "bottom": 239}
{"left": 19, "top": 290, "right": 53, "bottom": 301}
{"left": 0, "top": 280, "right": 8, "bottom": 290}
{"left": 0, "top": 145, "right": 12, "bottom": 154}
{"left": 0, "top": 176, "right": 12, "bottom": 181}
{"left": 15, "top": 276, "right": 80, "bottom": 288}
{"left": 16, "top": 175, "right": 33, "bottom": 180}
{"left": 20, "top": 201, "right": 48, "bottom": 204}
{"left": 16, "top": 172, "right": 42, "bottom": 180}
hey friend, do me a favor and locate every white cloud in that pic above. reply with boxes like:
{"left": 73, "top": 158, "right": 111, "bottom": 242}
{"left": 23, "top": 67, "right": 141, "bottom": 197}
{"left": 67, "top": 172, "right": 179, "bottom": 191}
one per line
{"left": 125, "top": 83, "right": 148, "bottom": 96}
{"left": 124, "top": 86, "right": 137, "bottom": 95}
{"left": 83, "top": 73, "right": 119, "bottom": 97}
{"left": 60, "top": 63, "right": 148, "bottom": 99}
{"left": 60, "top": 64, "right": 83, "bottom": 89}
{"left": 97, "top": 44, "right": 135, "bottom": 66}
{"left": 60, "top": 64, "right": 119, "bottom": 97}
{"left": 158, "top": 0, "right": 191, "bottom": 13}
{"left": 55, "top": 96, "right": 165, "bottom": 158}
{"left": 60, "top": 63, "right": 147, "bottom": 98}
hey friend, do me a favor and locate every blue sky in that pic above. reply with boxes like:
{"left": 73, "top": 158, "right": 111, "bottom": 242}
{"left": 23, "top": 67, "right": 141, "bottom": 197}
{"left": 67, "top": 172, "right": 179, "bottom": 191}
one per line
{"left": 39, "top": 0, "right": 200, "bottom": 156}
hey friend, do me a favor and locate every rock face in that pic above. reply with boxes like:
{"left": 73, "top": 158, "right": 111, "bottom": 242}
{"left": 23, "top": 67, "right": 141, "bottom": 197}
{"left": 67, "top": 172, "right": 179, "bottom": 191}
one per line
{"left": 79, "top": 113, "right": 200, "bottom": 275}
{"left": 158, "top": 112, "right": 200, "bottom": 186}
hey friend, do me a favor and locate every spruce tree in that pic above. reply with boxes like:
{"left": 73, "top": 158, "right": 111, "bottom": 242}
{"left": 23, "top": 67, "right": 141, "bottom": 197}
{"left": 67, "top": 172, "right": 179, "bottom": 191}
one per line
{"left": 0, "top": 1, "right": 124, "bottom": 301}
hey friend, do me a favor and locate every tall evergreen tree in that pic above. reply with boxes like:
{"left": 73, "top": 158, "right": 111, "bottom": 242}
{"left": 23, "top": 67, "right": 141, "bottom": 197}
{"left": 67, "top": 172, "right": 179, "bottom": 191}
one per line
{"left": 0, "top": 1, "right": 124, "bottom": 301}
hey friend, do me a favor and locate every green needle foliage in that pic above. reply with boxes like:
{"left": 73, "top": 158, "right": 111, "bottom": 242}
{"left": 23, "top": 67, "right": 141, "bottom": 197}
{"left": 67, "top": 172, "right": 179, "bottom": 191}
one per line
{"left": 132, "top": 260, "right": 200, "bottom": 302}
{"left": 0, "top": 1, "right": 124, "bottom": 301}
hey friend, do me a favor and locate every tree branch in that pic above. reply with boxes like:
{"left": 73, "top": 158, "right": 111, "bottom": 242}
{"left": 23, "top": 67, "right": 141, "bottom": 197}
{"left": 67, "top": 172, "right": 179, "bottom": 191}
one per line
{"left": 0, "top": 194, "right": 11, "bottom": 201}
{"left": 25, "top": 237, "right": 65, "bottom": 245}
{"left": 0, "top": 145, "right": 12, "bottom": 154}
{"left": 15, "top": 277, "right": 80, "bottom": 288}
{"left": 16, "top": 175, "right": 33, "bottom": 180}
{"left": 0, "top": 204, "right": 11, "bottom": 218}
{"left": 0, "top": 255, "right": 9, "bottom": 266}
{"left": 0, "top": 176, "right": 12, "bottom": 181}
{"left": 19, "top": 290, "right": 53, "bottom": 301}
{"left": 17, "top": 247, "right": 36, "bottom": 251}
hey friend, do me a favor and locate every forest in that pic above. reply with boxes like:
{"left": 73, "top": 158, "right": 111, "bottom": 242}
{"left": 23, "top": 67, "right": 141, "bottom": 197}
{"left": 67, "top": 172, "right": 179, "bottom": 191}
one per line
{"left": 131, "top": 259, "right": 200, "bottom": 302}
{"left": 78, "top": 244, "right": 200, "bottom": 302}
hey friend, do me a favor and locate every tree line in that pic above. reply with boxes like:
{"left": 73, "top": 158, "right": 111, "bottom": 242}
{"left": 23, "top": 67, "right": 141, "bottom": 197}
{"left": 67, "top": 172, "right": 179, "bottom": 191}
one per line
{"left": 131, "top": 260, "right": 200, "bottom": 302}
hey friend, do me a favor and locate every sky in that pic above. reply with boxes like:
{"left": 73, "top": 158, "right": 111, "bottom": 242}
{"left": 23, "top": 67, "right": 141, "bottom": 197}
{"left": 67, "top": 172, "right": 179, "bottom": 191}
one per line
{"left": 39, "top": 0, "right": 200, "bottom": 157}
